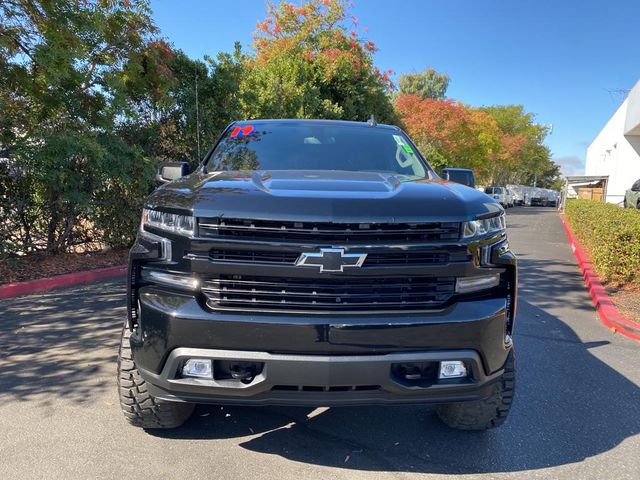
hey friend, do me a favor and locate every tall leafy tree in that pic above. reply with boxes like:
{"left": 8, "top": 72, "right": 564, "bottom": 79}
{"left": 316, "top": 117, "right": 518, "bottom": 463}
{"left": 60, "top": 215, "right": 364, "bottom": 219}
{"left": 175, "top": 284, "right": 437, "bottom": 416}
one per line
{"left": 395, "top": 94, "right": 501, "bottom": 179}
{"left": 118, "top": 42, "right": 248, "bottom": 174}
{"left": 0, "top": 0, "right": 157, "bottom": 253}
{"left": 398, "top": 68, "right": 450, "bottom": 100}
{"left": 240, "top": 0, "right": 397, "bottom": 123}
{"left": 480, "top": 105, "right": 559, "bottom": 187}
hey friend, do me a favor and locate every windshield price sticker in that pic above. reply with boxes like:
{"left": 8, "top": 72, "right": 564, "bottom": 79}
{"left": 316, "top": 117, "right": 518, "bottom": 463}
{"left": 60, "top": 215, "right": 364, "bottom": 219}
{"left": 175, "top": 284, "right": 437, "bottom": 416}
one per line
{"left": 230, "top": 125, "right": 255, "bottom": 138}
{"left": 393, "top": 134, "right": 415, "bottom": 154}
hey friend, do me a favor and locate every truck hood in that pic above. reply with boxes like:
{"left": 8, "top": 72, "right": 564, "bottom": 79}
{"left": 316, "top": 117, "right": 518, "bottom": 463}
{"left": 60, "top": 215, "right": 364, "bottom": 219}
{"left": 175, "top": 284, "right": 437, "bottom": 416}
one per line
{"left": 145, "top": 170, "right": 502, "bottom": 222}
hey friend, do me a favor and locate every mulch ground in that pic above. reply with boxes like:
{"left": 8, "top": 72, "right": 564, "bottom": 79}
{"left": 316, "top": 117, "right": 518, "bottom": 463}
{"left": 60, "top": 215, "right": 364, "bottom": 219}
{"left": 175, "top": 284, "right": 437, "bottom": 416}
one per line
{"left": 608, "top": 285, "right": 640, "bottom": 324}
{"left": 0, "top": 249, "right": 128, "bottom": 284}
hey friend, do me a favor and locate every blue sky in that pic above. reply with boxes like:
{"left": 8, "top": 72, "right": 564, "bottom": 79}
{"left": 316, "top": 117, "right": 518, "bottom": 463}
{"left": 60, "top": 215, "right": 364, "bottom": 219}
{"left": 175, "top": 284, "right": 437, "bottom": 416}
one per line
{"left": 151, "top": 0, "right": 640, "bottom": 175}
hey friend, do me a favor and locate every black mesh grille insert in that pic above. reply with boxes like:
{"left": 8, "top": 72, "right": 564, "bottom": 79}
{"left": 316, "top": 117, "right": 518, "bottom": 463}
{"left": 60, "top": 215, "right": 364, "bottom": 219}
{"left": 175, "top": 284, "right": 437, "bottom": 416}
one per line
{"left": 202, "top": 275, "right": 456, "bottom": 312}
{"left": 199, "top": 218, "right": 460, "bottom": 242}
{"left": 210, "top": 249, "right": 299, "bottom": 264}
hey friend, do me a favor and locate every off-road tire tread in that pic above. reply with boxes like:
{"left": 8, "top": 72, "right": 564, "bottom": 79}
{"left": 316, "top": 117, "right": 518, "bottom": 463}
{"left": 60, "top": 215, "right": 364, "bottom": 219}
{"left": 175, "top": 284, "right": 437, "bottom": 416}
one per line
{"left": 435, "top": 350, "right": 515, "bottom": 430}
{"left": 117, "top": 324, "right": 194, "bottom": 429}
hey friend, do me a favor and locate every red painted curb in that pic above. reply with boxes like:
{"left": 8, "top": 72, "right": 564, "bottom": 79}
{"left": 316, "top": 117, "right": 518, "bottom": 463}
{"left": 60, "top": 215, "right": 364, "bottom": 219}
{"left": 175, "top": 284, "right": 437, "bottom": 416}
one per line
{"left": 560, "top": 214, "right": 640, "bottom": 342}
{"left": 0, "top": 264, "right": 127, "bottom": 300}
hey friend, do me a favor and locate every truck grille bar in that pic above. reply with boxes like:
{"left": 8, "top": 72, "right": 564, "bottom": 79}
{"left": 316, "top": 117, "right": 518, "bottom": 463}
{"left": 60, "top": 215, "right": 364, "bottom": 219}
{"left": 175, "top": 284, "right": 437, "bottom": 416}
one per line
{"left": 199, "top": 218, "right": 461, "bottom": 242}
{"left": 202, "top": 275, "right": 456, "bottom": 313}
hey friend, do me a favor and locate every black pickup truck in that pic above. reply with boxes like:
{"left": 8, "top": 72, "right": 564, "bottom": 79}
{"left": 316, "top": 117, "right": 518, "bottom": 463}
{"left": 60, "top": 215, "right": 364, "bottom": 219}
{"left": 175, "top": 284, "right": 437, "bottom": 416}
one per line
{"left": 118, "top": 119, "right": 517, "bottom": 431}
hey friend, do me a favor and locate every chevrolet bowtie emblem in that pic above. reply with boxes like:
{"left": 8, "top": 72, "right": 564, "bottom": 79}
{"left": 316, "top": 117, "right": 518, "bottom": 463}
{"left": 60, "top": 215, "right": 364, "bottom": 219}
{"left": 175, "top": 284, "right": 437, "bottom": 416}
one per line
{"left": 295, "top": 248, "right": 367, "bottom": 273}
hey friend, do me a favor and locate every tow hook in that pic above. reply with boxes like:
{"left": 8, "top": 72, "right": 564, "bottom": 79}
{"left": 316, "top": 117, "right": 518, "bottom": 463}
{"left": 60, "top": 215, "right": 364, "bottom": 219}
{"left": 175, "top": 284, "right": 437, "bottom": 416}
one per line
{"left": 229, "top": 362, "right": 260, "bottom": 383}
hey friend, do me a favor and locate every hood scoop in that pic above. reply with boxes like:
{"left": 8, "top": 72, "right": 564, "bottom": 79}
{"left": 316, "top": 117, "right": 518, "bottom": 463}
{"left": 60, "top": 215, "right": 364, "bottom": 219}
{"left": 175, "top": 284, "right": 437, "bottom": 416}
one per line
{"left": 251, "top": 171, "right": 403, "bottom": 198}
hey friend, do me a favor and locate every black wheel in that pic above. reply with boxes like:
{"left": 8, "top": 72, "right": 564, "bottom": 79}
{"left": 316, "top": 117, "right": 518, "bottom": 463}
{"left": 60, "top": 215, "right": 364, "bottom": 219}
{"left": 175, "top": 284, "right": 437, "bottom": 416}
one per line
{"left": 117, "top": 322, "right": 194, "bottom": 429}
{"left": 435, "top": 350, "right": 515, "bottom": 430}
{"left": 623, "top": 198, "right": 628, "bottom": 208}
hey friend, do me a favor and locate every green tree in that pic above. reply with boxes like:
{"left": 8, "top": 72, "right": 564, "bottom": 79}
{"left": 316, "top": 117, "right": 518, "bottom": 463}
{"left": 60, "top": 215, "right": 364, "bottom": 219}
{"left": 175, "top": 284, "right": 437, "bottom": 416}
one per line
{"left": 120, "top": 42, "right": 247, "bottom": 167}
{"left": 0, "top": 0, "right": 157, "bottom": 253}
{"left": 240, "top": 0, "right": 397, "bottom": 123}
{"left": 480, "top": 105, "right": 559, "bottom": 187}
{"left": 398, "top": 68, "right": 450, "bottom": 100}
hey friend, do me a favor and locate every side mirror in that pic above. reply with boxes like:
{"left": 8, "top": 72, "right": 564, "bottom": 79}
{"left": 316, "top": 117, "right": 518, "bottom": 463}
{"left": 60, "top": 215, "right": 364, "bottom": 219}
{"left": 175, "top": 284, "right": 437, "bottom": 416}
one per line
{"left": 439, "top": 170, "right": 448, "bottom": 180}
{"left": 156, "top": 162, "right": 190, "bottom": 184}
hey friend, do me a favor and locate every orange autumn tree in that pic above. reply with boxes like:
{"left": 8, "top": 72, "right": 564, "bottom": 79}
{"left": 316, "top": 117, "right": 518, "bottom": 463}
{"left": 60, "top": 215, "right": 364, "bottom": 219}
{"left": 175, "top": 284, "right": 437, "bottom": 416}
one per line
{"left": 491, "top": 132, "right": 528, "bottom": 185}
{"left": 395, "top": 94, "right": 501, "bottom": 181}
{"left": 240, "top": 0, "right": 397, "bottom": 122}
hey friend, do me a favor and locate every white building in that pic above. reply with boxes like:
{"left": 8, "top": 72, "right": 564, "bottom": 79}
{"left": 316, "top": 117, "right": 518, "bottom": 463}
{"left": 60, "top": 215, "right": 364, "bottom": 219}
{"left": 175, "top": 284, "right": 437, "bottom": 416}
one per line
{"left": 585, "top": 80, "right": 640, "bottom": 204}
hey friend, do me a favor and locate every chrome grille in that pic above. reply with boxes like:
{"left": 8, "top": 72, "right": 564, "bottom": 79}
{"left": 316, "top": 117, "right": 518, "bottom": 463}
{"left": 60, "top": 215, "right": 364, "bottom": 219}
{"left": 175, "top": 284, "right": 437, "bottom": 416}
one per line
{"left": 202, "top": 275, "right": 456, "bottom": 312}
{"left": 199, "top": 218, "right": 460, "bottom": 242}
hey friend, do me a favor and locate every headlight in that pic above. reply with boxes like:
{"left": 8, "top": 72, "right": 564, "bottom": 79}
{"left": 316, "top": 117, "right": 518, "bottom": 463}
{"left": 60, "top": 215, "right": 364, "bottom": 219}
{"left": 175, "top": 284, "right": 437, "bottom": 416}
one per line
{"left": 142, "top": 208, "right": 195, "bottom": 236}
{"left": 462, "top": 214, "right": 506, "bottom": 239}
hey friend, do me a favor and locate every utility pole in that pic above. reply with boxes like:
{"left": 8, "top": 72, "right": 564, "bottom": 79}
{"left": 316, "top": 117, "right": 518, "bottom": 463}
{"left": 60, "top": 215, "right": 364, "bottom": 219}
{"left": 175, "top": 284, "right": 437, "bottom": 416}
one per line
{"left": 195, "top": 72, "right": 201, "bottom": 160}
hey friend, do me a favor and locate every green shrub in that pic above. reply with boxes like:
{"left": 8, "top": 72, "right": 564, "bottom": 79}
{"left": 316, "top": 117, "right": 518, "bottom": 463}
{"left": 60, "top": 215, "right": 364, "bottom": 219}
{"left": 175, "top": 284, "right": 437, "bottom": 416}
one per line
{"left": 565, "top": 199, "right": 640, "bottom": 286}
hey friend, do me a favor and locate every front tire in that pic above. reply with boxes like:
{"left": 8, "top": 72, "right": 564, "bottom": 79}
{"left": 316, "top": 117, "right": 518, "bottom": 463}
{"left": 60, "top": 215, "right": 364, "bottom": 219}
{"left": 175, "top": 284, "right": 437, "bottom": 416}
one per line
{"left": 435, "top": 350, "right": 515, "bottom": 430}
{"left": 117, "top": 322, "right": 195, "bottom": 429}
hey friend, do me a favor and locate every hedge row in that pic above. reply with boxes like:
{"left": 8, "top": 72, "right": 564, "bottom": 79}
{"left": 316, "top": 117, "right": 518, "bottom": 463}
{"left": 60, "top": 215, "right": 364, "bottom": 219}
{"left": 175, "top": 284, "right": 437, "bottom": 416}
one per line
{"left": 565, "top": 199, "right": 640, "bottom": 287}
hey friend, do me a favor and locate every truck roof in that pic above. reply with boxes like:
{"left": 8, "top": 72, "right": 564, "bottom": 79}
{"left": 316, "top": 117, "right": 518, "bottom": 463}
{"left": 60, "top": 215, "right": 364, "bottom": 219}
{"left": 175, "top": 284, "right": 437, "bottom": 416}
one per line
{"left": 231, "top": 118, "right": 401, "bottom": 131}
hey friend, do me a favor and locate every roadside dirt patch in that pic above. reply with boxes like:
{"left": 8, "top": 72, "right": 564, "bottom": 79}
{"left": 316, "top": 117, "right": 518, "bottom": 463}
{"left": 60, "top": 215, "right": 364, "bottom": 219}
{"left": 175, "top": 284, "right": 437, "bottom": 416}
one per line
{"left": 0, "top": 249, "right": 128, "bottom": 284}
{"left": 608, "top": 286, "right": 640, "bottom": 324}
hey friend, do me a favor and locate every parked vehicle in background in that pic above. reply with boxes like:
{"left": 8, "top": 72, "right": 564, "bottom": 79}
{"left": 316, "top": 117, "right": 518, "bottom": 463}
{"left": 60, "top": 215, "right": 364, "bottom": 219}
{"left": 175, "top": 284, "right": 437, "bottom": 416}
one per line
{"left": 505, "top": 188, "right": 515, "bottom": 208}
{"left": 484, "top": 186, "right": 510, "bottom": 208}
{"left": 530, "top": 189, "right": 559, "bottom": 207}
{"left": 530, "top": 195, "right": 547, "bottom": 207}
{"left": 512, "top": 190, "right": 523, "bottom": 206}
{"left": 440, "top": 168, "right": 475, "bottom": 188}
{"left": 624, "top": 178, "right": 640, "bottom": 209}
{"left": 507, "top": 185, "right": 525, "bottom": 206}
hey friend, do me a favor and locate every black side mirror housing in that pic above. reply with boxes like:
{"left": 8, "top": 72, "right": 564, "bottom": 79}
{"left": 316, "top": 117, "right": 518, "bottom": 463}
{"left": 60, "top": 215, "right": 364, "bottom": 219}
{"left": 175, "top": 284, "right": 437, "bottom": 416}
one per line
{"left": 440, "top": 168, "right": 475, "bottom": 188}
{"left": 156, "top": 162, "right": 190, "bottom": 184}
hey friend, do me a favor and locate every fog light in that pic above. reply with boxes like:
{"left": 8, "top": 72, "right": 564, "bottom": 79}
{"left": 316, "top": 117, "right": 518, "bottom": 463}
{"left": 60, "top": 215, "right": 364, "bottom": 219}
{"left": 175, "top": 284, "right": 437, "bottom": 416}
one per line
{"left": 439, "top": 360, "right": 468, "bottom": 379}
{"left": 456, "top": 274, "right": 500, "bottom": 294}
{"left": 182, "top": 359, "right": 213, "bottom": 378}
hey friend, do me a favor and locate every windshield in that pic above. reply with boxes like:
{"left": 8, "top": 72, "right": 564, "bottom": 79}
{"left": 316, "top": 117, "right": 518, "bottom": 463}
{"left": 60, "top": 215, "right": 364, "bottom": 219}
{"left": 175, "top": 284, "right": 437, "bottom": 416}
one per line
{"left": 205, "top": 122, "right": 431, "bottom": 178}
{"left": 485, "top": 187, "right": 504, "bottom": 194}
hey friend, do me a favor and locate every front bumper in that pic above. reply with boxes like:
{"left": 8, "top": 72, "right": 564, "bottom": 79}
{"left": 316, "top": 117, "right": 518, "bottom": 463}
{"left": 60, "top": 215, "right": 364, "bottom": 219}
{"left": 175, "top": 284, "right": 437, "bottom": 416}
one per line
{"left": 140, "top": 348, "right": 506, "bottom": 406}
{"left": 131, "top": 289, "right": 512, "bottom": 406}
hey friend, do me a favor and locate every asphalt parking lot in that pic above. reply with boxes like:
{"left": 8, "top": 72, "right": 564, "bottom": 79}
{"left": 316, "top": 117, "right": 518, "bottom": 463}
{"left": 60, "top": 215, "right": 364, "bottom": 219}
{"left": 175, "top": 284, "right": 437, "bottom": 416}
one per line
{"left": 1, "top": 208, "right": 639, "bottom": 480}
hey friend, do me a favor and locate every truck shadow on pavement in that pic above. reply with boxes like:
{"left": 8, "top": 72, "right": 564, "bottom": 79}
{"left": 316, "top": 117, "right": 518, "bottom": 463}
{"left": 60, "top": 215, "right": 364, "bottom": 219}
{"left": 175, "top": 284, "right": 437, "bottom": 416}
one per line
{"left": 516, "top": 258, "right": 595, "bottom": 313}
{"left": 153, "top": 296, "right": 640, "bottom": 474}
{"left": 0, "top": 282, "right": 126, "bottom": 406}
